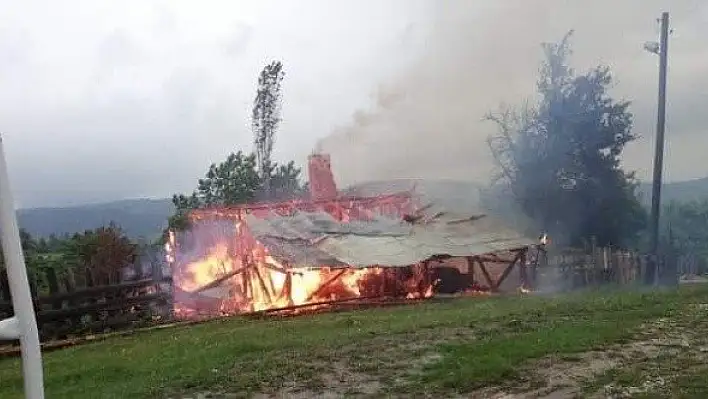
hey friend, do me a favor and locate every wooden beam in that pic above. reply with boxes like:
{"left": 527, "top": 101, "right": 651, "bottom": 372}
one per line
{"left": 476, "top": 259, "right": 496, "bottom": 290}
{"left": 493, "top": 250, "right": 524, "bottom": 291}
{"left": 277, "top": 272, "right": 294, "bottom": 306}
{"left": 261, "top": 261, "right": 303, "bottom": 276}
{"left": 252, "top": 267, "right": 273, "bottom": 304}
{"left": 465, "top": 257, "right": 476, "bottom": 284}
{"left": 519, "top": 248, "right": 529, "bottom": 289}
{"left": 192, "top": 266, "right": 249, "bottom": 295}
{"left": 305, "top": 269, "right": 347, "bottom": 302}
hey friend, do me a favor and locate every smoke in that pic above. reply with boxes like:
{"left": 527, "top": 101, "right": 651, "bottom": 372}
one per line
{"left": 316, "top": 0, "right": 692, "bottom": 189}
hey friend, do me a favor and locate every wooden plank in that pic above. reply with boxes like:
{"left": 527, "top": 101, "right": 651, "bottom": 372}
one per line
{"left": 193, "top": 266, "right": 248, "bottom": 295}
{"left": 48, "top": 315, "right": 163, "bottom": 340}
{"left": 64, "top": 267, "right": 76, "bottom": 293}
{"left": 38, "top": 278, "right": 159, "bottom": 303}
{"left": 37, "top": 293, "right": 168, "bottom": 322}
{"left": 45, "top": 268, "right": 60, "bottom": 294}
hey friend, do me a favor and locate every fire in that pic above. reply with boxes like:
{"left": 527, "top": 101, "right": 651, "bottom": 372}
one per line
{"left": 460, "top": 282, "right": 493, "bottom": 297}
{"left": 539, "top": 233, "right": 550, "bottom": 245}
{"left": 518, "top": 286, "right": 532, "bottom": 294}
{"left": 171, "top": 237, "right": 435, "bottom": 318}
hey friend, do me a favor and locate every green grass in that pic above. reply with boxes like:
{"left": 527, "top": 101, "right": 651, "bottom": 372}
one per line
{"left": 579, "top": 291, "right": 708, "bottom": 398}
{"left": 2, "top": 286, "right": 708, "bottom": 398}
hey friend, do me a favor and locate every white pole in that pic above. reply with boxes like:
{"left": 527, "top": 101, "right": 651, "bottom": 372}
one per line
{"left": 0, "top": 135, "right": 45, "bottom": 398}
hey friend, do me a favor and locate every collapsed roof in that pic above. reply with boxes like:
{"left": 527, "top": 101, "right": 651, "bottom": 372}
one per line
{"left": 243, "top": 207, "right": 535, "bottom": 269}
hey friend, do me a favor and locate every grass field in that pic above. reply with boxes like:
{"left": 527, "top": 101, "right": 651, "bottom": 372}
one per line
{"left": 2, "top": 286, "right": 708, "bottom": 398}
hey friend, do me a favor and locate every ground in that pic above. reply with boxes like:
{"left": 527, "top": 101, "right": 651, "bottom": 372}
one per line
{"left": 2, "top": 286, "right": 708, "bottom": 398}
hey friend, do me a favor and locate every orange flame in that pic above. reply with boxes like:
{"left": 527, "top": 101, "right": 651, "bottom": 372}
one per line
{"left": 172, "top": 236, "right": 434, "bottom": 318}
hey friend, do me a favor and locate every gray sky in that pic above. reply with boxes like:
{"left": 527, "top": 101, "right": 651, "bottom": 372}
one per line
{"left": 1, "top": 0, "right": 706, "bottom": 208}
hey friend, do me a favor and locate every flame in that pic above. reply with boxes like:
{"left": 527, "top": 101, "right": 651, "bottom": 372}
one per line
{"left": 518, "top": 286, "right": 532, "bottom": 294}
{"left": 539, "top": 233, "right": 550, "bottom": 245}
{"left": 461, "top": 282, "right": 493, "bottom": 297}
{"left": 172, "top": 237, "right": 435, "bottom": 318}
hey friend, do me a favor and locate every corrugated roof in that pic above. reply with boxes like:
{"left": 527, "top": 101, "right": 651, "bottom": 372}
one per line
{"left": 243, "top": 208, "right": 535, "bottom": 269}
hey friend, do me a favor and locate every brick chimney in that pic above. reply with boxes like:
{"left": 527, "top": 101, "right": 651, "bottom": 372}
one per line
{"left": 307, "top": 153, "right": 338, "bottom": 200}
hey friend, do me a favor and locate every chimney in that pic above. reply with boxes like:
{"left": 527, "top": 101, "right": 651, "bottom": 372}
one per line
{"left": 308, "top": 153, "right": 338, "bottom": 200}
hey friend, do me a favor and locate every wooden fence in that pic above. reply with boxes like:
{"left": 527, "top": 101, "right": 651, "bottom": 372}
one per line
{"left": 538, "top": 247, "right": 654, "bottom": 290}
{"left": 0, "top": 262, "right": 172, "bottom": 342}
{"left": 0, "top": 245, "right": 678, "bottom": 349}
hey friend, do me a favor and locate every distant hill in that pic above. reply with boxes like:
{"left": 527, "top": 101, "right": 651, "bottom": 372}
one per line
{"left": 15, "top": 177, "right": 708, "bottom": 240}
{"left": 18, "top": 198, "right": 175, "bottom": 239}
{"left": 637, "top": 177, "right": 708, "bottom": 205}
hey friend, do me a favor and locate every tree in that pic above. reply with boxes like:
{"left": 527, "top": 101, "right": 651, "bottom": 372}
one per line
{"left": 165, "top": 61, "right": 306, "bottom": 236}
{"left": 252, "top": 60, "right": 285, "bottom": 198}
{"left": 167, "top": 151, "right": 261, "bottom": 231}
{"left": 663, "top": 200, "right": 708, "bottom": 274}
{"left": 0, "top": 229, "right": 39, "bottom": 269}
{"left": 63, "top": 223, "right": 137, "bottom": 284}
{"left": 485, "top": 30, "right": 646, "bottom": 247}
{"left": 269, "top": 160, "right": 307, "bottom": 201}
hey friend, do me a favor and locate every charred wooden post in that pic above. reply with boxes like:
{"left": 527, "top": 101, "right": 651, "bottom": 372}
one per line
{"left": 423, "top": 261, "right": 431, "bottom": 295}
{"left": 276, "top": 272, "right": 294, "bottom": 306}
{"left": 244, "top": 269, "right": 254, "bottom": 304}
{"left": 463, "top": 257, "right": 475, "bottom": 291}
{"left": 519, "top": 248, "right": 529, "bottom": 289}
{"left": 193, "top": 266, "right": 248, "bottom": 295}
{"left": 252, "top": 266, "right": 273, "bottom": 304}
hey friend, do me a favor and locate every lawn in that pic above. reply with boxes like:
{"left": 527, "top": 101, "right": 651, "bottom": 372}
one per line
{"left": 2, "top": 286, "right": 708, "bottom": 398}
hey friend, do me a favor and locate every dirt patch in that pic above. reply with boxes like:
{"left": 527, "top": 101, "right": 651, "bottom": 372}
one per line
{"left": 471, "top": 339, "right": 672, "bottom": 398}
{"left": 178, "top": 304, "right": 708, "bottom": 398}
{"left": 249, "top": 328, "right": 471, "bottom": 399}
{"left": 474, "top": 312, "right": 708, "bottom": 399}
{"left": 273, "top": 360, "right": 382, "bottom": 399}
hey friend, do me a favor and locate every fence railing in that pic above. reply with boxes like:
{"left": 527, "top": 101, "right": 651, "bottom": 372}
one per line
{"left": 538, "top": 246, "right": 679, "bottom": 290}
{"left": 0, "top": 263, "right": 172, "bottom": 343}
{"left": 0, "top": 245, "right": 679, "bottom": 352}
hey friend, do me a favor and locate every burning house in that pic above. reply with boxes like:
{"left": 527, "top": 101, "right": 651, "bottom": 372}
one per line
{"left": 166, "top": 153, "right": 538, "bottom": 319}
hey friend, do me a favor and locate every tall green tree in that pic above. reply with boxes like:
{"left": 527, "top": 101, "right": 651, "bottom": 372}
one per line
{"left": 166, "top": 61, "right": 306, "bottom": 236}
{"left": 485, "top": 30, "right": 646, "bottom": 247}
{"left": 252, "top": 60, "right": 285, "bottom": 197}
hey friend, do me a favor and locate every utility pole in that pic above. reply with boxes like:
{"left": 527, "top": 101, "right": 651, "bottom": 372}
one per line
{"left": 647, "top": 12, "right": 670, "bottom": 285}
